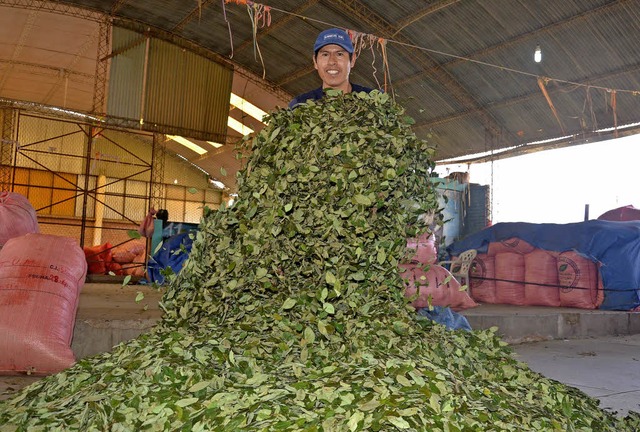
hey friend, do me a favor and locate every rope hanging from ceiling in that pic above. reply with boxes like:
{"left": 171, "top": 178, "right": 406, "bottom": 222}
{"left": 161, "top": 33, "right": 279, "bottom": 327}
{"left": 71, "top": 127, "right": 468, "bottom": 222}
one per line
{"left": 224, "top": 0, "right": 272, "bottom": 78}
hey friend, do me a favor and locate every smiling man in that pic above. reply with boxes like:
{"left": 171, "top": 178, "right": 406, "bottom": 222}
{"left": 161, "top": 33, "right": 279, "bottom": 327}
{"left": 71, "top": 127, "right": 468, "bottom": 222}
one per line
{"left": 288, "top": 28, "right": 376, "bottom": 108}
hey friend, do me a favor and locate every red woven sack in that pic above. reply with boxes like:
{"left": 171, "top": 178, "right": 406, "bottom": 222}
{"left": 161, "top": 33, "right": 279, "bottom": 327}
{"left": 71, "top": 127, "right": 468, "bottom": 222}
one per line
{"left": 557, "top": 251, "right": 603, "bottom": 309}
{"left": 403, "top": 264, "right": 477, "bottom": 311}
{"left": 524, "top": 249, "right": 561, "bottom": 307}
{"left": 405, "top": 233, "right": 438, "bottom": 264}
{"left": 0, "top": 233, "right": 87, "bottom": 375}
{"left": 83, "top": 242, "right": 113, "bottom": 274}
{"left": 494, "top": 252, "right": 526, "bottom": 305}
{"left": 0, "top": 191, "right": 39, "bottom": 249}
{"left": 469, "top": 254, "right": 497, "bottom": 304}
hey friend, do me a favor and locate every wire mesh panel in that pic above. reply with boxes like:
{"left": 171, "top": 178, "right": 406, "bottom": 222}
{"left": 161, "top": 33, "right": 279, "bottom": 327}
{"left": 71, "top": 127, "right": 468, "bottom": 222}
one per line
{"left": 0, "top": 109, "right": 16, "bottom": 192}
{"left": 7, "top": 110, "right": 224, "bottom": 277}
{"left": 13, "top": 113, "right": 155, "bottom": 255}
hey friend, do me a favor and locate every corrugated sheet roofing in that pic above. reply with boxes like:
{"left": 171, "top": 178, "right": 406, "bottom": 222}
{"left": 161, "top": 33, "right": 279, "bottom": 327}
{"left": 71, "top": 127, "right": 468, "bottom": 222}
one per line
{"left": 2, "top": 0, "right": 640, "bottom": 171}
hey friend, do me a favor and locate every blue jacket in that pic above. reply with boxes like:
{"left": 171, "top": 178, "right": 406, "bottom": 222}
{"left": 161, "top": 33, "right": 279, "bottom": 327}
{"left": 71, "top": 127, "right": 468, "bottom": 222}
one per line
{"left": 288, "top": 83, "right": 376, "bottom": 109}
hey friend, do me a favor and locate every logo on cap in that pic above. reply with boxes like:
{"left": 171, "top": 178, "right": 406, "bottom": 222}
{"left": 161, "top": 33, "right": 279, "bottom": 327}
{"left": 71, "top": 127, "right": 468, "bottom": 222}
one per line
{"left": 314, "top": 28, "right": 354, "bottom": 54}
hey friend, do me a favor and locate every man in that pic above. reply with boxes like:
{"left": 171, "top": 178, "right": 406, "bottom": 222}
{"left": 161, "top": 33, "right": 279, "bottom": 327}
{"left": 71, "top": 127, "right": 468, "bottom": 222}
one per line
{"left": 289, "top": 28, "right": 376, "bottom": 109}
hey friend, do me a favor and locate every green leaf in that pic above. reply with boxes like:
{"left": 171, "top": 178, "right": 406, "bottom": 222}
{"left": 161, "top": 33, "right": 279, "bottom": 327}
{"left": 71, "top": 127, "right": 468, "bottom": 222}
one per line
{"left": 325, "top": 272, "right": 337, "bottom": 285}
{"left": 348, "top": 411, "right": 364, "bottom": 431}
{"left": 175, "top": 398, "right": 199, "bottom": 407}
{"left": 282, "top": 298, "right": 296, "bottom": 310}
{"left": 220, "top": 167, "right": 227, "bottom": 176}
{"left": 303, "top": 327, "right": 315, "bottom": 344}
{"left": 354, "top": 194, "right": 372, "bottom": 206}
{"left": 319, "top": 287, "right": 328, "bottom": 302}
{"left": 387, "top": 416, "right": 411, "bottom": 429}
{"left": 189, "top": 381, "right": 210, "bottom": 392}
{"left": 135, "top": 291, "right": 144, "bottom": 302}
{"left": 323, "top": 303, "right": 335, "bottom": 314}
{"left": 127, "top": 230, "right": 142, "bottom": 239}
{"left": 122, "top": 275, "right": 132, "bottom": 287}
{"left": 396, "top": 374, "right": 412, "bottom": 387}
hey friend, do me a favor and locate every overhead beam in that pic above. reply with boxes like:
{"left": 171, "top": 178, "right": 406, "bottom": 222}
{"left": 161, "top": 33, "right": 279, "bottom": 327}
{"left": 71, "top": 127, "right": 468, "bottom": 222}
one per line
{"left": 391, "top": 0, "right": 461, "bottom": 37}
{"left": 0, "top": 59, "right": 94, "bottom": 81}
{"left": 413, "top": 62, "right": 640, "bottom": 131}
{"left": 394, "top": 0, "right": 630, "bottom": 89}
{"left": 172, "top": 0, "right": 216, "bottom": 33}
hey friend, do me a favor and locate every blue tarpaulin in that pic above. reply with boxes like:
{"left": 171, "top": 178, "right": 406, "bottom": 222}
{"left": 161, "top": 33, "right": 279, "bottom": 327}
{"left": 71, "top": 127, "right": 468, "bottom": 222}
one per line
{"left": 147, "top": 232, "right": 194, "bottom": 284}
{"left": 447, "top": 221, "right": 640, "bottom": 311}
{"left": 417, "top": 306, "right": 472, "bottom": 331}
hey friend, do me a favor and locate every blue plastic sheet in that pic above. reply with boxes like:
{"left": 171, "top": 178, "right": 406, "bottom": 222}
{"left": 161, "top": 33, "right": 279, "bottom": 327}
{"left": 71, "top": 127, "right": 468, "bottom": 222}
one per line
{"left": 417, "top": 306, "right": 472, "bottom": 331}
{"left": 147, "top": 232, "right": 194, "bottom": 284}
{"left": 447, "top": 221, "right": 640, "bottom": 310}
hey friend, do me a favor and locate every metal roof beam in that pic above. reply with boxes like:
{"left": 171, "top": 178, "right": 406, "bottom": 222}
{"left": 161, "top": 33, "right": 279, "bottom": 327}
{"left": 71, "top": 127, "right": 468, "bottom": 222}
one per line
{"left": 414, "top": 62, "right": 640, "bottom": 130}
{"left": 394, "top": 0, "right": 630, "bottom": 88}
{"left": 172, "top": 0, "right": 216, "bottom": 33}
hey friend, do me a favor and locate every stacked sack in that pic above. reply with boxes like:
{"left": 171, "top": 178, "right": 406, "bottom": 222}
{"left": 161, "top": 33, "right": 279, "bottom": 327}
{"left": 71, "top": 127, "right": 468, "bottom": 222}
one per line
{"left": 0, "top": 191, "right": 39, "bottom": 249}
{"left": 469, "top": 237, "right": 603, "bottom": 309}
{"left": 400, "top": 232, "right": 477, "bottom": 311}
{"left": 83, "top": 239, "right": 147, "bottom": 277}
{"left": 0, "top": 233, "right": 87, "bottom": 374}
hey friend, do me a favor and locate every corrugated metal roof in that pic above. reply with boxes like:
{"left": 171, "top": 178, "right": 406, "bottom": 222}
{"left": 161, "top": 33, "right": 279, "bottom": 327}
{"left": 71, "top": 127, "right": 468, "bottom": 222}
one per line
{"left": 2, "top": 0, "right": 640, "bottom": 184}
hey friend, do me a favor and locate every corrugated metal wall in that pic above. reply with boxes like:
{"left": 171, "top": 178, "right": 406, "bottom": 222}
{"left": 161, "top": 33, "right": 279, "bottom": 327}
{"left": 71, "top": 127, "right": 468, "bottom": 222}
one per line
{"left": 107, "top": 28, "right": 146, "bottom": 122}
{"left": 107, "top": 26, "right": 232, "bottom": 142}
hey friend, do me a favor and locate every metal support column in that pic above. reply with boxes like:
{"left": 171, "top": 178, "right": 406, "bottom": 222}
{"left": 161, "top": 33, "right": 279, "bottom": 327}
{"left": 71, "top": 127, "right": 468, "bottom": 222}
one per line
{"left": 79, "top": 125, "right": 95, "bottom": 247}
{"left": 150, "top": 132, "right": 166, "bottom": 210}
{"left": 91, "top": 18, "right": 110, "bottom": 115}
{"left": 0, "top": 108, "right": 16, "bottom": 192}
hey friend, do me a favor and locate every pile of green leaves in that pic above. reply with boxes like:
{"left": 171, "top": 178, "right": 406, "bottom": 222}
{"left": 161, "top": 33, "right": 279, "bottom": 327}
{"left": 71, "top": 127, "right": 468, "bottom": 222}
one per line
{"left": 1, "top": 91, "right": 639, "bottom": 431}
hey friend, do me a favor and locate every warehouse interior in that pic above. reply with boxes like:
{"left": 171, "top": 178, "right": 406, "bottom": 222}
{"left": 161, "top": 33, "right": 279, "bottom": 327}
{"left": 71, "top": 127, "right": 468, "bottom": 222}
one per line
{"left": 2, "top": 0, "right": 640, "bottom": 262}
{"left": 1, "top": 0, "right": 640, "bottom": 419}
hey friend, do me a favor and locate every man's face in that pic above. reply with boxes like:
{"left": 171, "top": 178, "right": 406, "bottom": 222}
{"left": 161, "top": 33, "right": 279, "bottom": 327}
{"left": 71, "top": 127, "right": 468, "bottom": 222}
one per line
{"left": 313, "top": 44, "right": 356, "bottom": 92}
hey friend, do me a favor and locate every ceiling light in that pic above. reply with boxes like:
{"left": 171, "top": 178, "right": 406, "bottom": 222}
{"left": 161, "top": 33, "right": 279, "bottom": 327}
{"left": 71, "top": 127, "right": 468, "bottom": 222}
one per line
{"left": 230, "top": 93, "right": 267, "bottom": 124}
{"left": 167, "top": 135, "right": 207, "bottom": 155}
{"left": 534, "top": 44, "right": 542, "bottom": 63}
{"left": 228, "top": 117, "right": 254, "bottom": 135}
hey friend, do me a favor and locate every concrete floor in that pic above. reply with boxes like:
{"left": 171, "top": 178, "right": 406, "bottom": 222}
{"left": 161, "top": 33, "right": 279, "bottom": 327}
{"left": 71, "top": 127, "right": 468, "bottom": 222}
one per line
{"left": 512, "top": 334, "right": 640, "bottom": 416}
{"left": 1, "top": 283, "right": 639, "bottom": 418}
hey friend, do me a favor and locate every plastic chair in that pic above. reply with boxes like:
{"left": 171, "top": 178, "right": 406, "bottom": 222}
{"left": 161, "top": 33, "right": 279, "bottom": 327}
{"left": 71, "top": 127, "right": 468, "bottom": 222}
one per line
{"left": 438, "top": 249, "right": 477, "bottom": 288}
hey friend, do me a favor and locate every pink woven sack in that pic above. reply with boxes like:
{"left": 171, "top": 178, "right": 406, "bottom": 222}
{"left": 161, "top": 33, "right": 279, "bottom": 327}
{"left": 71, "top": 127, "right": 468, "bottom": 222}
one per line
{"left": 494, "top": 252, "right": 526, "bottom": 305}
{"left": 0, "top": 191, "right": 39, "bottom": 249}
{"left": 405, "top": 233, "right": 438, "bottom": 264}
{"left": 524, "top": 249, "right": 561, "bottom": 307}
{"left": 557, "top": 251, "right": 603, "bottom": 309}
{"left": 402, "top": 264, "right": 478, "bottom": 311}
{"left": 0, "top": 233, "right": 87, "bottom": 375}
{"left": 469, "top": 254, "right": 497, "bottom": 304}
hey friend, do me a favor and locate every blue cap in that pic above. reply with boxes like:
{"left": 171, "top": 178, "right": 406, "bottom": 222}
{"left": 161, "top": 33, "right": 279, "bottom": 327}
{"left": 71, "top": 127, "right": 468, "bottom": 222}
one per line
{"left": 313, "top": 28, "right": 354, "bottom": 54}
